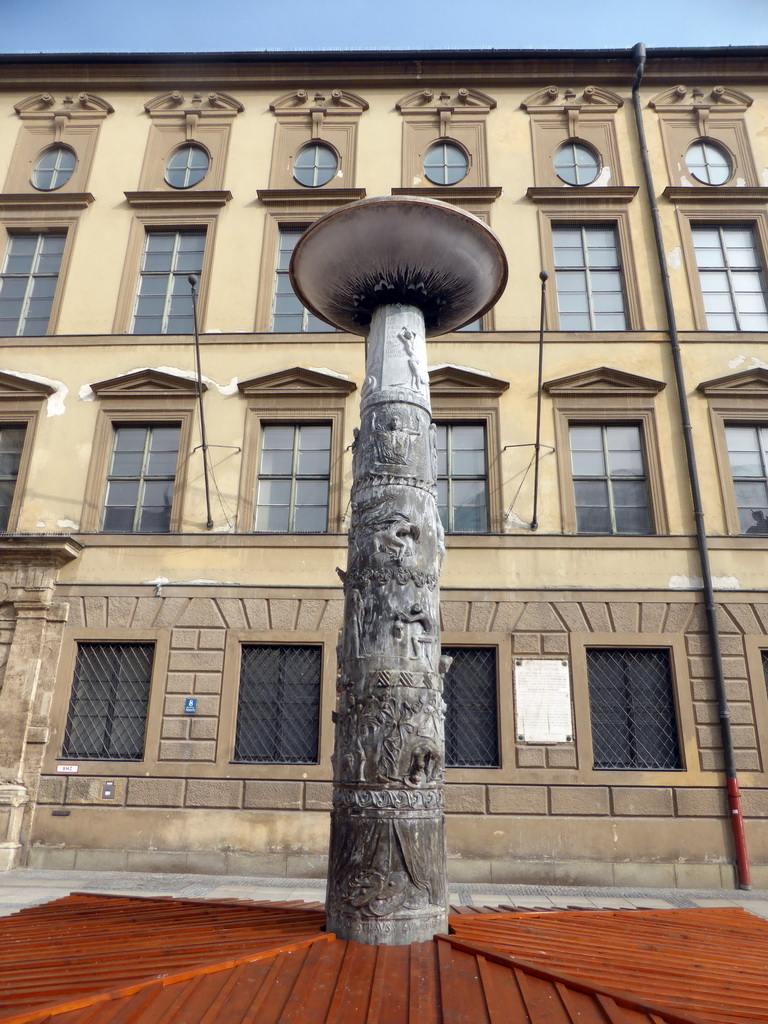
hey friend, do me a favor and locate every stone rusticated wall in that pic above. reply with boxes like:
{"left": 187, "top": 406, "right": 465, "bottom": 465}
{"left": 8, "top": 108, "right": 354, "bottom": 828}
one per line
{"left": 28, "top": 590, "right": 768, "bottom": 886}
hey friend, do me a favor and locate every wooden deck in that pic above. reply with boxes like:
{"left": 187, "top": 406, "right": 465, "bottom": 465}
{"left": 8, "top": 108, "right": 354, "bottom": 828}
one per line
{"left": 1, "top": 894, "right": 766, "bottom": 1023}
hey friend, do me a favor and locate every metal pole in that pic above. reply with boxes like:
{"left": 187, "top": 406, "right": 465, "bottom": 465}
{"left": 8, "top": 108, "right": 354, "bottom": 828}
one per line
{"left": 630, "top": 44, "right": 750, "bottom": 887}
{"left": 530, "top": 271, "right": 548, "bottom": 532}
{"left": 189, "top": 275, "right": 214, "bottom": 531}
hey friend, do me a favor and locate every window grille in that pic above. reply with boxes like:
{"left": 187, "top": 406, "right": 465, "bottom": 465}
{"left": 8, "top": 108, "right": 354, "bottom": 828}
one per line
{"left": 102, "top": 424, "right": 181, "bottom": 533}
{"left": 132, "top": 230, "right": 205, "bottom": 335}
{"left": 692, "top": 225, "right": 768, "bottom": 331}
{"left": 569, "top": 423, "right": 652, "bottom": 535}
{"left": 62, "top": 643, "right": 154, "bottom": 760}
{"left": 762, "top": 650, "right": 768, "bottom": 697}
{"left": 234, "top": 644, "right": 321, "bottom": 764}
{"left": 587, "top": 648, "right": 682, "bottom": 770}
{"left": 0, "top": 425, "right": 25, "bottom": 531}
{"left": 0, "top": 233, "right": 66, "bottom": 337}
{"left": 553, "top": 224, "right": 627, "bottom": 330}
{"left": 436, "top": 423, "right": 489, "bottom": 533}
{"left": 725, "top": 424, "right": 768, "bottom": 534}
{"left": 255, "top": 423, "right": 331, "bottom": 532}
{"left": 442, "top": 647, "right": 499, "bottom": 767}
{"left": 271, "top": 228, "right": 336, "bottom": 333}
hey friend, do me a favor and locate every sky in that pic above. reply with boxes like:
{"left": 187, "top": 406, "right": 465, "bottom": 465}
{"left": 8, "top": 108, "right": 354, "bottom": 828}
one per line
{"left": 0, "top": 0, "right": 766, "bottom": 55}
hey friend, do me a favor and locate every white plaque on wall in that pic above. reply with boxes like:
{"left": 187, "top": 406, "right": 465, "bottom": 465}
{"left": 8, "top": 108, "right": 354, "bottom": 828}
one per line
{"left": 514, "top": 659, "right": 573, "bottom": 743}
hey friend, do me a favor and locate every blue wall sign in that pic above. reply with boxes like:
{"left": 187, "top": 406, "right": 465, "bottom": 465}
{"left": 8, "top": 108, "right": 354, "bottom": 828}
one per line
{"left": 184, "top": 698, "right": 197, "bottom": 714}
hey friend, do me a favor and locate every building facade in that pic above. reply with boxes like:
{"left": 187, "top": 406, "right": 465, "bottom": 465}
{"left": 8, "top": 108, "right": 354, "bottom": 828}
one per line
{"left": 0, "top": 46, "right": 767, "bottom": 887}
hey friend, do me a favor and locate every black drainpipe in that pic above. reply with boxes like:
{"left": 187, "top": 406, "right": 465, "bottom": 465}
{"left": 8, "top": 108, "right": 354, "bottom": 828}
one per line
{"left": 630, "top": 43, "right": 750, "bottom": 888}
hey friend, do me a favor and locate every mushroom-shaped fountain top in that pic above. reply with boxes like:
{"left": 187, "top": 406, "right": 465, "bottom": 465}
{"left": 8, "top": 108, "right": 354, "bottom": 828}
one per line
{"left": 289, "top": 195, "right": 508, "bottom": 337}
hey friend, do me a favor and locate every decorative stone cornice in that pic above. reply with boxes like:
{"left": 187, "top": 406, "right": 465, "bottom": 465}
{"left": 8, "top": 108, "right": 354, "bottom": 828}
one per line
{"left": 91, "top": 368, "right": 206, "bottom": 399}
{"left": 543, "top": 366, "right": 666, "bottom": 397}
{"left": 650, "top": 84, "right": 752, "bottom": 113}
{"left": 144, "top": 90, "right": 244, "bottom": 117}
{"left": 428, "top": 365, "right": 508, "bottom": 397}
{"left": 256, "top": 188, "right": 366, "bottom": 208}
{"left": 697, "top": 367, "right": 768, "bottom": 397}
{"left": 238, "top": 366, "right": 356, "bottom": 397}
{"left": 662, "top": 186, "right": 768, "bottom": 204}
{"left": 124, "top": 190, "right": 231, "bottom": 208}
{"left": 522, "top": 85, "right": 624, "bottom": 113}
{"left": 0, "top": 193, "right": 95, "bottom": 210}
{"left": 14, "top": 91, "right": 113, "bottom": 120}
{"left": 527, "top": 186, "right": 638, "bottom": 204}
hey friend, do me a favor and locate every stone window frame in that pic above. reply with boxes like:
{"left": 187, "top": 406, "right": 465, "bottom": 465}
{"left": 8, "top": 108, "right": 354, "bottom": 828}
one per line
{"left": 79, "top": 370, "right": 200, "bottom": 534}
{"left": 44, "top": 628, "right": 169, "bottom": 776}
{"left": 136, "top": 90, "right": 243, "bottom": 195}
{"left": 267, "top": 89, "right": 368, "bottom": 192}
{"left": 428, "top": 366, "right": 509, "bottom": 535}
{"left": 0, "top": 372, "right": 54, "bottom": 532}
{"left": 536, "top": 203, "right": 644, "bottom": 332}
{"left": 395, "top": 87, "right": 496, "bottom": 191}
{"left": 236, "top": 367, "right": 356, "bottom": 535}
{"left": 0, "top": 212, "right": 83, "bottom": 336}
{"left": 674, "top": 204, "right": 768, "bottom": 333}
{"left": 112, "top": 211, "right": 219, "bottom": 334}
{"left": 253, "top": 193, "right": 366, "bottom": 333}
{"left": 219, "top": 631, "right": 335, "bottom": 780}
{"left": 743, "top": 633, "right": 768, "bottom": 775}
{"left": 522, "top": 85, "right": 625, "bottom": 189}
{"left": 697, "top": 367, "right": 768, "bottom": 537}
{"left": 569, "top": 632, "right": 698, "bottom": 784}
{"left": 543, "top": 367, "right": 668, "bottom": 536}
{"left": 649, "top": 84, "right": 757, "bottom": 189}
{"left": 3, "top": 92, "right": 113, "bottom": 196}
{"left": 441, "top": 633, "right": 512, "bottom": 783}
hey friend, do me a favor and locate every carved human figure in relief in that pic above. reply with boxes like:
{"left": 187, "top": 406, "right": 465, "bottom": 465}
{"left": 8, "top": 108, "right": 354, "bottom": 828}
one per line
{"left": 369, "top": 411, "right": 418, "bottom": 467}
{"left": 393, "top": 603, "right": 435, "bottom": 662}
{"left": 396, "top": 325, "right": 427, "bottom": 392}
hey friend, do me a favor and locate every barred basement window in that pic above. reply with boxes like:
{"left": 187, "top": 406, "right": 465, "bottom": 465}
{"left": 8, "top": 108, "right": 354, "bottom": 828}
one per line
{"left": 62, "top": 643, "right": 154, "bottom": 760}
{"left": 587, "top": 648, "right": 682, "bottom": 770}
{"left": 442, "top": 647, "right": 499, "bottom": 768}
{"left": 234, "top": 644, "right": 321, "bottom": 764}
{"left": 763, "top": 650, "right": 768, "bottom": 696}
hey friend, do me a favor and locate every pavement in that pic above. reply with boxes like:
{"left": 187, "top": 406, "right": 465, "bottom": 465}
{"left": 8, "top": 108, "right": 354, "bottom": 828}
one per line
{"left": 2, "top": 867, "right": 768, "bottom": 920}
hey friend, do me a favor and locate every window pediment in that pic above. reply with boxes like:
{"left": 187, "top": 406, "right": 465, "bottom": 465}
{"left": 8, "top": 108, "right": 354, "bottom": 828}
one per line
{"left": 543, "top": 367, "right": 665, "bottom": 398}
{"left": 650, "top": 85, "right": 752, "bottom": 114}
{"left": 396, "top": 87, "right": 496, "bottom": 122}
{"left": 428, "top": 365, "right": 508, "bottom": 397}
{"left": 144, "top": 91, "right": 244, "bottom": 120}
{"left": 270, "top": 89, "right": 368, "bottom": 123}
{"left": 697, "top": 367, "right": 768, "bottom": 398}
{"left": 90, "top": 369, "right": 205, "bottom": 399}
{"left": 522, "top": 85, "right": 623, "bottom": 115}
{"left": 0, "top": 371, "right": 55, "bottom": 398}
{"left": 237, "top": 367, "right": 356, "bottom": 398}
{"left": 14, "top": 92, "right": 114, "bottom": 122}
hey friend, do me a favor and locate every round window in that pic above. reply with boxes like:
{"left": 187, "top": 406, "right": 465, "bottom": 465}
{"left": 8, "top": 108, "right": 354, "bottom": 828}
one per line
{"left": 165, "top": 144, "right": 210, "bottom": 189}
{"left": 293, "top": 142, "right": 338, "bottom": 187}
{"left": 423, "top": 141, "right": 469, "bottom": 185}
{"left": 32, "top": 145, "right": 77, "bottom": 191}
{"left": 685, "top": 140, "right": 732, "bottom": 185}
{"left": 553, "top": 141, "right": 601, "bottom": 186}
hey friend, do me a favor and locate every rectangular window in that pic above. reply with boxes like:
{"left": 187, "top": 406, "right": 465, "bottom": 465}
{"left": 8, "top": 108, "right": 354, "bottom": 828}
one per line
{"left": 692, "top": 225, "right": 768, "bottom": 331}
{"left": 62, "top": 643, "right": 154, "bottom": 760}
{"left": 725, "top": 424, "right": 768, "bottom": 534}
{"left": 553, "top": 224, "right": 626, "bottom": 330}
{"left": 234, "top": 644, "right": 321, "bottom": 764}
{"left": 0, "top": 425, "right": 26, "bottom": 531}
{"left": 255, "top": 423, "right": 331, "bottom": 532}
{"left": 587, "top": 648, "right": 682, "bottom": 770}
{"left": 271, "top": 228, "right": 335, "bottom": 333}
{"left": 132, "top": 230, "right": 205, "bottom": 335}
{"left": 443, "top": 647, "right": 499, "bottom": 768}
{"left": 0, "top": 233, "right": 65, "bottom": 336}
{"left": 102, "top": 424, "right": 181, "bottom": 533}
{"left": 436, "top": 423, "right": 488, "bottom": 533}
{"left": 569, "top": 423, "right": 652, "bottom": 535}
